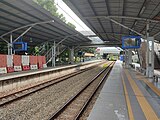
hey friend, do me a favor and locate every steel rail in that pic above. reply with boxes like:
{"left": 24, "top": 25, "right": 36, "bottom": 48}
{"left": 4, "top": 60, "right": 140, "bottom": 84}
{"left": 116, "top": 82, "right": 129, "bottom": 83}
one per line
{"left": 0, "top": 62, "right": 105, "bottom": 106}
{"left": 48, "top": 61, "right": 114, "bottom": 120}
{"left": 74, "top": 62, "right": 114, "bottom": 119}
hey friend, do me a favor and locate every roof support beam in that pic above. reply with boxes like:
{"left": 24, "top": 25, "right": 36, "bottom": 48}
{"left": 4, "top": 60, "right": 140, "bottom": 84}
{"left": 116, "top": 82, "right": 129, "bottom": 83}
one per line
{"left": 153, "top": 31, "right": 160, "bottom": 37}
{"left": 0, "top": 20, "right": 54, "bottom": 45}
{"left": 87, "top": 0, "right": 109, "bottom": 40}
{"left": 86, "top": 32, "right": 128, "bottom": 37}
{"left": 56, "top": 34, "right": 78, "bottom": 47}
{"left": 104, "top": 0, "right": 114, "bottom": 40}
{"left": 13, "top": 26, "right": 33, "bottom": 43}
{"left": 131, "top": 0, "right": 147, "bottom": 30}
{"left": 0, "top": 20, "right": 54, "bottom": 38}
{"left": 0, "top": 37, "right": 9, "bottom": 43}
{"left": 109, "top": 18, "right": 145, "bottom": 37}
{"left": 121, "top": 0, "right": 125, "bottom": 35}
{"left": 75, "top": 42, "right": 121, "bottom": 47}
{"left": 84, "top": 15, "right": 160, "bottom": 23}
{"left": 107, "top": 34, "right": 121, "bottom": 42}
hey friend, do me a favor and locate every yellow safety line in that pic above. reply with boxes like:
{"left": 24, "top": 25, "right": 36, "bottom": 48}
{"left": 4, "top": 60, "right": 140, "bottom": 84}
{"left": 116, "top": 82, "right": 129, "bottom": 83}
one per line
{"left": 124, "top": 70, "right": 159, "bottom": 120}
{"left": 136, "top": 75, "right": 160, "bottom": 96}
{"left": 142, "top": 80, "right": 160, "bottom": 96}
{"left": 121, "top": 75, "right": 134, "bottom": 120}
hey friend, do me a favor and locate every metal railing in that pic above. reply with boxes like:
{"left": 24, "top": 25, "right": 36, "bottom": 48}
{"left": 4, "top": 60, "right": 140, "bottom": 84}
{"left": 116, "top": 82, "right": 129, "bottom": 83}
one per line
{"left": 45, "top": 46, "right": 67, "bottom": 64}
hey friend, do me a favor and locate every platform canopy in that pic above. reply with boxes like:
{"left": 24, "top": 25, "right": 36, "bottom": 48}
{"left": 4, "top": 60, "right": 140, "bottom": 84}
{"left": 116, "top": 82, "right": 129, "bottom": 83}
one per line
{"left": 64, "top": 0, "right": 160, "bottom": 44}
{"left": 0, "top": 0, "right": 92, "bottom": 46}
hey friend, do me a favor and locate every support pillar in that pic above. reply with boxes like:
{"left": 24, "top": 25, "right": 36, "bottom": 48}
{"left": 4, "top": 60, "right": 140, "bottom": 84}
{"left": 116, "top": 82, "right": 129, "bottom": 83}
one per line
{"left": 8, "top": 33, "right": 13, "bottom": 55}
{"left": 128, "top": 49, "right": 132, "bottom": 65}
{"left": 146, "top": 37, "right": 154, "bottom": 77}
{"left": 125, "top": 49, "right": 132, "bottom": 68}
{"left": 56, "top": 46, "right": 60, "bottom": 62}
{"left": 52, "top": 41, "right": 56, "bottom": 67}
{"left": 146, "top": 23, "right": 154, "bottom": 77}
{"left": 57, "top": 46, "right": 60, "bottom": 56}
{"left": 69, "top": 46, "right": 74, "bottom": 64}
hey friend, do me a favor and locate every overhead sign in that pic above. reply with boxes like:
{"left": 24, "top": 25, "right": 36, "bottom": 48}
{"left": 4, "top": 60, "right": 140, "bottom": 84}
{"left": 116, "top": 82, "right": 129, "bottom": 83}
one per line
{"left": 122, "top": 36, "right": 141, "bottom": 49}
{"left": 13, "top": 42, "right": 28, "bottom": 52}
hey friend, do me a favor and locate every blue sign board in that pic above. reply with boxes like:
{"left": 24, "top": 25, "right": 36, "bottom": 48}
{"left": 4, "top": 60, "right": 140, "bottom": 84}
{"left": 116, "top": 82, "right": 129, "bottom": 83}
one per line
{"left": 122, "top": 36, "right": 141, "bottom": 49}
{"left": 13, "top": 42, "right": 28, "bottom": 52}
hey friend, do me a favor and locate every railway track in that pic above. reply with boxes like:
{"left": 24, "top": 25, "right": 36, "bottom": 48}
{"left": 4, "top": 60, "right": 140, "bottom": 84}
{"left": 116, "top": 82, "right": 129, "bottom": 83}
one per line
{"left": 0, "top": 61, "right": 106, "bottom": 107}
{"left": 48, "top": 61, "right": 115, "bottom": 120}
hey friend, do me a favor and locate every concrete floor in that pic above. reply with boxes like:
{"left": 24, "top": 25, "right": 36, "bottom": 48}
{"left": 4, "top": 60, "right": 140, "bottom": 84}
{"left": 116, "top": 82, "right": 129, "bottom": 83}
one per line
{"left": 87, "top": 60, "right": 160, "bottom": 120}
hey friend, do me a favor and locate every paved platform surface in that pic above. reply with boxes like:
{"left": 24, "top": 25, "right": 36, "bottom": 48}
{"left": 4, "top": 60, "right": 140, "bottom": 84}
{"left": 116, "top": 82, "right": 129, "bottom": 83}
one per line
{"left": 0, "top": 60, "right": 101, "bottom": 81}
{"left": 87, "top": 60, "right": 160, "bottom": 120}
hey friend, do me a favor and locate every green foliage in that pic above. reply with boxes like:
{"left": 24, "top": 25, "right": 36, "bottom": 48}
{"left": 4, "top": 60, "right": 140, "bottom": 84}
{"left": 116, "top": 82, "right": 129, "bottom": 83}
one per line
{"left": 33, "top": 0, "right": 76, "bottom": 29}
{"left": 58, "top": 13, "right": 66, "bottom": 23}
{"left": 27, "top": 46, "right": 35, "bottom": 55}
{"left": 0, "top": 42, "right": 7, "bottom": 54}
{"left": 34, "top": 0, "right": 58, "bottom": 16}
{"left": 59, "top": 49, "right": 69, "bottom": 62}
{"left": 82, "top": 48, "right": 96, "bottom": 54}
{"left": 34, "top": 46, "right": 40, "bottom": 55}
{"left": 67, "top": 22, "right": 76, "bottom": 29}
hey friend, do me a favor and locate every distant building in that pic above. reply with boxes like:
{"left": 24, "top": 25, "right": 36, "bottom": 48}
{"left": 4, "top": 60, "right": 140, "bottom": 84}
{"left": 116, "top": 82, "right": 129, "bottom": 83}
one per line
{"left": 96, "top": 47, "right": 122, "bottom": 55}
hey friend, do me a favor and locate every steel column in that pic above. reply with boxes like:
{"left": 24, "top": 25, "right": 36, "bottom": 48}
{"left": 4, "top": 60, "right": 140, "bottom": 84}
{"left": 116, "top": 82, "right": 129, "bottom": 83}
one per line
{"left": 146, "top": 23, "right": 154, "bottom": 77}
{"left": 125, "top": 49, "right": 132, "bottom": 68}
{"left": 52, "top": 41, "right": 56, "bottom": 67}
{"left": 69, "top": 46, "right": 74, "bottom": 64}
{"left": 8, "top": 33, "right": 13, "bottom": 55}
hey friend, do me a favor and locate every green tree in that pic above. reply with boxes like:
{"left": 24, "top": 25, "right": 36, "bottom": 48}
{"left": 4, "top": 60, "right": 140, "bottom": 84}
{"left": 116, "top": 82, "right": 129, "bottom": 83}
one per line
{"left": 59, "top": 14, "right": 66, "bottom": 23}
{"left": 82, "top": 48, "right": 96, "bottom": 54}
{"left": 34, "top": 46, "right": 40, "bottom": 55}
{"left": 59, "top": 49, "right": 69, "bottom": 62}
{"left": 67, "top": 22, "right": 76, "bottom": 29}
{"left": 27, "top": 46, "right": 35, "bottom": 55}
{"left": 0, "top": 42, "right": 7, "bottom": 54}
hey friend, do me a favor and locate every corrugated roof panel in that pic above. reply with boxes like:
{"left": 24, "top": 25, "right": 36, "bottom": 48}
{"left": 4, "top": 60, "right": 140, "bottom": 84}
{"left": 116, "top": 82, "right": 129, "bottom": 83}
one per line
{"left": 0, "top": 0, "right": 91, "bottom": 46}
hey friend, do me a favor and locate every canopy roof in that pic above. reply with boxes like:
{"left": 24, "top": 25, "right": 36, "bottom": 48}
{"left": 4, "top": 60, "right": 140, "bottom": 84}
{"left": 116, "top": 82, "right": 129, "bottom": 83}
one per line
{"left": 0, "top": 0, "right": 91, "bottom": 46}
{"left": 64, "top": 0, "right": 160, "bottom": 45}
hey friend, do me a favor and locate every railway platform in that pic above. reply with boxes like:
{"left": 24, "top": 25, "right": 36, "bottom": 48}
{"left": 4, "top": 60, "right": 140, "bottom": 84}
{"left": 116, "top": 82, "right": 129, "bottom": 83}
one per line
{"left": 88, "top": 60, "right": 160, "bottom": 120}
{"left": 0, "top": 60, "right": 102, "bottom": 98}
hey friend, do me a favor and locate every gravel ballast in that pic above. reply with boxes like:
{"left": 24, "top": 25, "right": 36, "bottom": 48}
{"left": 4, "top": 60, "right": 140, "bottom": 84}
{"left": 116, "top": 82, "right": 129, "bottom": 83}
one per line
{"left": 0, "top": 63, "right": 106, "bottom": 120}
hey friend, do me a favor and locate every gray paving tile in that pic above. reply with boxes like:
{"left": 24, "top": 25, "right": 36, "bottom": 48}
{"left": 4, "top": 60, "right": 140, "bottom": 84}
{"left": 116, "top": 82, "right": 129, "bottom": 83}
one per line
{"left": 88, "top": 93, "right": 128, "bottom": 120}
